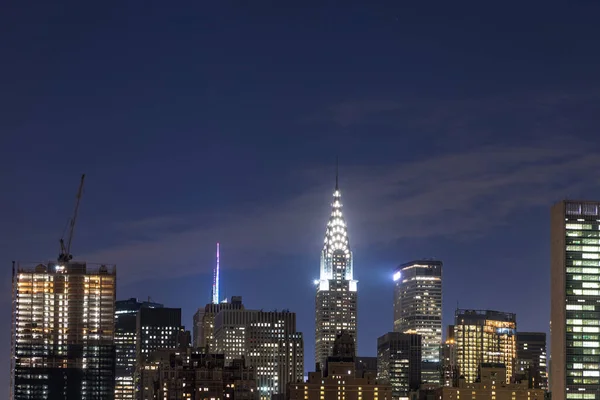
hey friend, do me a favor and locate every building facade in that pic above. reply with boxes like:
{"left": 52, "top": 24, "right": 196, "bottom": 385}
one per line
{"left": 136, "top": 307, "right": 185, "bottom": 360}
{"left": 437, "top": 363, "right": 544, "bottom": 400}
{"left": 356, "top": 357, "right": 378, "bottom": 377}
{"left": 214, "top": 309, "right": 304, "bottom": 400}
{"left": 115, "top": 298, "right": 163, "bottom": 400}
{"left": 193, "top": 296, "right": 245, "bottom": 350}
{"left": 441, "top": 325, "right": 457, "bottom": 387}
{"left": 454, "top": 309, "right": 516, "bottom": 384}
{"left": 393, "top": 260, "right": 442, "bottom": 385}
{"left": 136, "top": 307, "right": 186, "bottom": 398}
{"left": 377, "top": 332, "right": 422, "bottom": 399}
{"left": 515, "top": 332, "right": 547, "bottom": 390}
{"left": 289, "top": 334, "right": 391, "bottom": 400}
{"left": 551, "top": 200, "right": 600, "bottom": 400}
{"left": 11, "top": 261, "right": 116, "bottom": 400}
{"left": 315, "top": 179, "right": 358, "bottom": 370}
{"left": 139, "top": 350, "right": 258, "bottom": 400}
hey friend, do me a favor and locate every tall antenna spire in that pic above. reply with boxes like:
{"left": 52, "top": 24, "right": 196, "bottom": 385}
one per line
{"left": 335, "top": 156, "right": 339, "bottom": 190}
{"left": 212, "top": 243, "right": 220, "bottom": 304}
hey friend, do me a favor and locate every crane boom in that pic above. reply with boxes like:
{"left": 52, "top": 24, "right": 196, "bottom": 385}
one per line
{"left": 58, "top": 174, "right": 86, "bottom": 263}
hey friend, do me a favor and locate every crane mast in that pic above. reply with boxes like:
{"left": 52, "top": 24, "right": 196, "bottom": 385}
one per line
{"left": 58, "top": 174, "right": 86, "bottom": 263}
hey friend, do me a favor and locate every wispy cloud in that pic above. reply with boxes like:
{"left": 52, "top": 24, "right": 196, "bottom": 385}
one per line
{"left": 312, "top": 88, "right": 600, "bottom": 144}
{"left": 83, "top": 139, "right": 600, "bottom": 284}
{"left": 327, "top": 100, "right": 403, "bottom": 127}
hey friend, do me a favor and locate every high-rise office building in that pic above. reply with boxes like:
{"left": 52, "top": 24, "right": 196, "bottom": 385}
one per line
{"left": 193, "top": 296, "right": 245, "bottom": 350}
{"left": 114, "top": 298, "right": 163, "bottom": 400}
{"left": 315, "top": 176, "right": 358, "bottom": 370}
{"left": 454, "top": 309, "right": 517, "bottom": 384}
{"left": 136, "top": 307, "right": 184, "bottom": 358}
{"left": 551, "top": 200, "right": 600, "bottom": 400}
{"left": 11, "top": 261, "right": 116, "bottom": 400}
{"left": 377, "top": 332, "right": 422, "bottom": 399}
{"left": 135, "top": 307, "right": 185, "bottom": 399}
{"left": 393, "top": 259, "right": 442, "bottom": 385}
{"left": 515, "top": 332, "right": 547, "bottom": 390}
{"left": 214, "top": 309, "right": 304, "bottom": 400}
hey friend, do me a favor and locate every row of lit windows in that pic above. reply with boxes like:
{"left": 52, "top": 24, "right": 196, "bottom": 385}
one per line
{"left": 568, "top": 262, "right": 600, "bottom": 270}
{"left": 568, "top": 246, "right": 600, "bottom": 252}
{"left": 570, "top": 275, "right": 600, "bottom": 282}
{"left": 567, "top": 393, "right": 596, "bottom": 400}
{"left": 569, "top": 341, "right": 600, "bottom": 347}
{"left": 568, "top": 238, "right": 600, "bottom": 244}
{"left": 569, "top": 327, "right": 600, "bottom": 333}
{"left": 567, "top": 320, "right": 600, "bottom": 326}
{"left": 566, "top": 224, "right": 597, "bottom": 230}
{"left": 571, "top": 290, "right": 600, "bottom": 296}
{"left": 571, "top": 363, "right": 599, "bottom": 369}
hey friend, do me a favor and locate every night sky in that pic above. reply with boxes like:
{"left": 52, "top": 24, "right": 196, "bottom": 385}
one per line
{"left": 2, "top": 1, "right": 600, "bottom": 390}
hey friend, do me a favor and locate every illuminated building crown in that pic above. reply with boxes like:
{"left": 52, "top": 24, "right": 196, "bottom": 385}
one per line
{"left": 322, "top": 185, "right": 350, "bottom": 258}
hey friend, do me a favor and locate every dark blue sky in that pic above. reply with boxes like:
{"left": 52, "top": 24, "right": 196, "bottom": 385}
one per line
{"left": 2, "top": 1, "right": 600, "bottom": 389}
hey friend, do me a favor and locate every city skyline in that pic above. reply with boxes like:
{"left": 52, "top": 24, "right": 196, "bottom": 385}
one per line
{"left": 3, "top": 1, "right": 600, "bottom": 394}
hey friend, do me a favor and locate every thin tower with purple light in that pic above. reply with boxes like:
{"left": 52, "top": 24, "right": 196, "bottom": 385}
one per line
{"left": 212, "top": 242, "right": 220, "bottom": 304}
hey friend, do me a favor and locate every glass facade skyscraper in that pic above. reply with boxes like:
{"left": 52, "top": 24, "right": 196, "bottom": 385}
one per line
{"left": 551, "top": 200, "right": 600, "bottom": 400}
{"left": 393, "top": 260, "right": 442, "bottom": 385}
{"left": 315, "top": 178, "right": 358, "bottom": 370}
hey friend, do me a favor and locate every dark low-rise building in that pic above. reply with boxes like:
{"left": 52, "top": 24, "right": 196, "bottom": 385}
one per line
{"left": 289, "top": 333, "right": 391, "bottom": 400}
{"left": 355, "top": 357, "right": 378, "bottom": 377}
{"left": 140, "top": 350, "right": 258, "bottom": 400}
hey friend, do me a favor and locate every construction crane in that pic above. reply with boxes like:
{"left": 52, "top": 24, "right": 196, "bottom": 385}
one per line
{"left": 58, "top": 174, "right": 86, "bottom": 263}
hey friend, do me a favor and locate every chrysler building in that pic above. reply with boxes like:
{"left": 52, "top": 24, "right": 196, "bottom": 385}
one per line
{"left": 314, "top": 174, "right": 358, "bottom": 370}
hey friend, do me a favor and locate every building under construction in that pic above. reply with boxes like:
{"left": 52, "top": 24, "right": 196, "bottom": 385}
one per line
{"left": 10, "top": 174, "right": 118, "bottom": 400}
{"left": 11, "top": 261, "right": 117, "bottom": 399}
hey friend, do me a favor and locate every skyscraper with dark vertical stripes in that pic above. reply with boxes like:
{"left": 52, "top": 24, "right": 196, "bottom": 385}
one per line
{"left": 551, "top": 200, "right": 600, "bottom": 400}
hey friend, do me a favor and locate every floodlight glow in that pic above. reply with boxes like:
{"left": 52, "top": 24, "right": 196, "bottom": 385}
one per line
{"left": 313, "top": 279, "right": 319, "bottom": 285}
{"left": 393, "top": 271, "right": 401, "bottom": 281}
{"left": 349, "top": 280, "right": 357, "bottom": 292}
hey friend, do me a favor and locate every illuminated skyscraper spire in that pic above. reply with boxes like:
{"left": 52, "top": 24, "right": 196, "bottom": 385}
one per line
{"left": 212, "top": 243, "right": 220, "bottom": 304}
{"left": 315, "top": 161, "right": 358, "bottom": 369}
{"left": 320, "top": 164, "right": 352, "bottom": 280}
{"left": 335, "top": 155, "right": 339, "bottom": 190}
